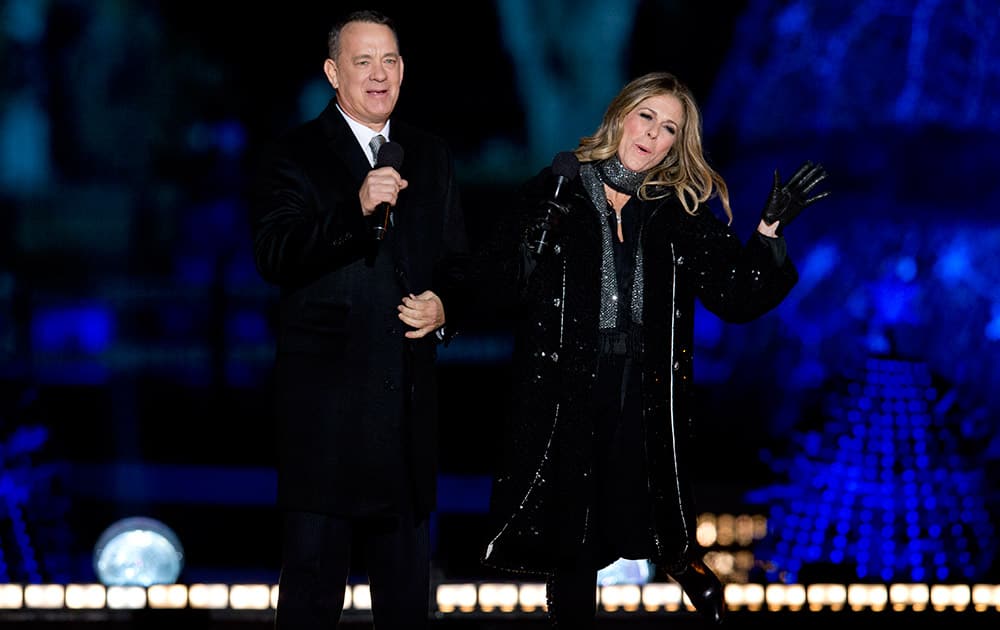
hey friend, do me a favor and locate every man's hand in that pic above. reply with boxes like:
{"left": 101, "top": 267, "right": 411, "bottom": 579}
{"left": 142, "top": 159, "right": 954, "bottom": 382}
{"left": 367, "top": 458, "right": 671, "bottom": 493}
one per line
{"left": 398, "top": 290, "right": 445, "bottom": 339}
{"left": 360, "top": 167, "right": 408, "bottom": 216}
{"left": 759, "top": 161, "right": 829, "bottom": 235}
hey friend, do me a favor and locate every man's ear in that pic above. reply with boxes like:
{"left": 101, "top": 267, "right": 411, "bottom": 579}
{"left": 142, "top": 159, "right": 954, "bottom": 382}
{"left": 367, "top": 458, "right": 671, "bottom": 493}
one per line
{"left": 323, "top": 58, "right": 339, "bottom": 90}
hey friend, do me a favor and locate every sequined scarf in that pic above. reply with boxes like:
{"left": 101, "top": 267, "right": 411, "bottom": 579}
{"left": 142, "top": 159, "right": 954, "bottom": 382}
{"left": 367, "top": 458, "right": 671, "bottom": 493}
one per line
{"left": 595, "top": 153, "right": 647, "bottom": 195}
{"left": 580, "top": 161, "right": 645, "bottom": 330}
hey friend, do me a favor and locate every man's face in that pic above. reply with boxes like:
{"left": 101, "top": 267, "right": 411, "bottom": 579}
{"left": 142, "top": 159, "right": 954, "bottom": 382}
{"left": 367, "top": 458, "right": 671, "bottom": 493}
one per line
{"left": 324, "top": 21, "right": 404, "bottom": 130}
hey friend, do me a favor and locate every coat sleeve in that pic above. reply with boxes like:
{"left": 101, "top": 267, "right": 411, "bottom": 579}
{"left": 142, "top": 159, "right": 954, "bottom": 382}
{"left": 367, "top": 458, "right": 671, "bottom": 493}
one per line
{"left": 684, "top": 206, "right": 799, "bottom": 323}
{"left": 248, "top": 147, "right": 370, "bottom": 287}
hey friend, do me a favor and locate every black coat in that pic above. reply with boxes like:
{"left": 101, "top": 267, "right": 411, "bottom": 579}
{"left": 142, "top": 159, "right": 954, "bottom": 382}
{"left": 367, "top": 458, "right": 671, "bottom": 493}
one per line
{"left": 481, "top": 166, "right": 797, "bottom": 575}
{"left": 249, "top": 100, "right": 469, "bottom": 519}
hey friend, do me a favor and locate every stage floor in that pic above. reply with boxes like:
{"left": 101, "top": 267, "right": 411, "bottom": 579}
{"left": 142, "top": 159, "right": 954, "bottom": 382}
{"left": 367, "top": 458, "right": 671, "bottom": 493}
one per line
{"left": 2, "top": 609, "right": 998, "bottom": 629}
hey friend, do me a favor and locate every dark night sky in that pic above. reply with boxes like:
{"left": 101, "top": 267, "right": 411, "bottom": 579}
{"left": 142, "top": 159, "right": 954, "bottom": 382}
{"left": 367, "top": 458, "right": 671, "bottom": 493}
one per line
{"left": 155, "top": 2, "right": 746, "bottom": 161}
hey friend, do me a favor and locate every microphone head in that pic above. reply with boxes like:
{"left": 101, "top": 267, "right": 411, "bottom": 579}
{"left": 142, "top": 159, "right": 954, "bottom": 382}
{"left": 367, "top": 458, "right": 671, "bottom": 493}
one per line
{"left": 551, "top": 151, "right": 580, "bottom": 180}
{"left": 375, "top": 141, "right": 404, "bottom": 170}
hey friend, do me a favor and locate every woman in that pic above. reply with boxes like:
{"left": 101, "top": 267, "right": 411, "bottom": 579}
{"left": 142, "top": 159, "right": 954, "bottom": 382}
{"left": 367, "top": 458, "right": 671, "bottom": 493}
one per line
{"left": 480, "top": 72, "right": 828, "bottom": 627}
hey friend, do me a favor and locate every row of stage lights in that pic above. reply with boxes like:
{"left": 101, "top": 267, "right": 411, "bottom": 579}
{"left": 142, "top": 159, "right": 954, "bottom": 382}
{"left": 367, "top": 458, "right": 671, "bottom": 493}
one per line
{"left": 1, "top": 582, "right": 999, "bottom": 614}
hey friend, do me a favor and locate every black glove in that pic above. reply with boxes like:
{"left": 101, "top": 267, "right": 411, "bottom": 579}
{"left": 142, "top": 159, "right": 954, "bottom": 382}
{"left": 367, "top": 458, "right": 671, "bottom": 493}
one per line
{"left": 761, "top": 160, "right": 830, "bottom": 234}
{"left": 523, "top": 199, "right": 568, "bottom": 256}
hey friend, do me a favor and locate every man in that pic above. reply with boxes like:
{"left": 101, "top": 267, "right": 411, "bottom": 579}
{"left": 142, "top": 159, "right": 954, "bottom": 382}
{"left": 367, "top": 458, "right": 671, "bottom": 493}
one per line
{"left": 248, "top": 9, "right": 469, "bottom": 629}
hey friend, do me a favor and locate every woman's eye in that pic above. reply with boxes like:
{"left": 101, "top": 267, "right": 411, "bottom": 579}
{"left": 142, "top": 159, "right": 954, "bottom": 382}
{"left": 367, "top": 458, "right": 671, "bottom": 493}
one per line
{"left": 639, "top": 112, "right": 653, "bottom": 120}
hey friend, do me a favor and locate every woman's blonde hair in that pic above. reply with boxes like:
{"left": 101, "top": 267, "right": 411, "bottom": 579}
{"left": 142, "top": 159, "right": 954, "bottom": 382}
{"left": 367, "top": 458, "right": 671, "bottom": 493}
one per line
{"left": 574, "top": 72, "right": 732, "bottom": 220}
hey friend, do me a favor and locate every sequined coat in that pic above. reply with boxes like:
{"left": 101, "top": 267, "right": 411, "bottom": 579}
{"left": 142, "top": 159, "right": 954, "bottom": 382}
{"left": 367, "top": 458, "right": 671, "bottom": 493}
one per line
{"left": 481, "top": 166, "right": 798, "bottom": 575}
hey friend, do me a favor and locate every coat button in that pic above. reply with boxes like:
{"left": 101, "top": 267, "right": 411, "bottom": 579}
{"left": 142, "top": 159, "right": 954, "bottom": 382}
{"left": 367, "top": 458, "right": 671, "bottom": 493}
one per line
{"left": 673, "top": 361, "right": 681, "bottom": 371}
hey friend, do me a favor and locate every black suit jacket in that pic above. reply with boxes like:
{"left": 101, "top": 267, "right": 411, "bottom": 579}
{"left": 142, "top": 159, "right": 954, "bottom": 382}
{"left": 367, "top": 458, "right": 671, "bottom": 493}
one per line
{"left": 249, "top": 99, "right": 469, "bottom": 519}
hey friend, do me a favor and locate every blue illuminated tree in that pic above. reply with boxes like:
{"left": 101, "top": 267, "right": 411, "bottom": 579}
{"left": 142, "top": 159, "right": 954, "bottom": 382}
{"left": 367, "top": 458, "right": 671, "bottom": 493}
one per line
{"left": 693, "top": 2, "right": 1000, "bottom": 584}
{"left": 747, "top": 356, "right": 996, "bottom": 583}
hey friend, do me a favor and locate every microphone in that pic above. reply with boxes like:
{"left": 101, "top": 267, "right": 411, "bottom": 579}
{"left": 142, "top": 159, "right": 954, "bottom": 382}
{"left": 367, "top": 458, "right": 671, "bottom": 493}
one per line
{"left": 533, "top": 151, "right": 580, "bottom": 256}
{"left": 372, "top": 141, "right": 404, "bottom": 241}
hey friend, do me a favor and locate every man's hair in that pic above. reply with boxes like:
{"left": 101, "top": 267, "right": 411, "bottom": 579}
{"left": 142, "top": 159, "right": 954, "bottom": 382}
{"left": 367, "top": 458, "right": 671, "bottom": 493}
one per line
{"left": 327, "top": 10, "right": 398, "bottom": 60}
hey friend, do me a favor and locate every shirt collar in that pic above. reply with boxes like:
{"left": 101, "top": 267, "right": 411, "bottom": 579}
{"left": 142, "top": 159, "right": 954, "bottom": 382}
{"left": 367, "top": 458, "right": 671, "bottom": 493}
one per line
{"left": 335, "top": 103, "right": 390, "bottom": 166}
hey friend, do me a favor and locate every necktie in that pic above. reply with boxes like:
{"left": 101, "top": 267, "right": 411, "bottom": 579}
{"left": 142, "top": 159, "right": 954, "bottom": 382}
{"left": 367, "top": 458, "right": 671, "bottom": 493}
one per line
{"left": 369, "top": 134, "right": 386, "bottom": 165}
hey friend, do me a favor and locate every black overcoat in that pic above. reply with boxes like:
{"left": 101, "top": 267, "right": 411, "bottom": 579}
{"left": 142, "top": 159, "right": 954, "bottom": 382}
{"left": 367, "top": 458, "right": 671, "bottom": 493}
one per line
{"left": 249, "top": 100, "right": 469, "bottom": 519}
{"left": 482, "top": 166, "right": 797, "bottom": 574}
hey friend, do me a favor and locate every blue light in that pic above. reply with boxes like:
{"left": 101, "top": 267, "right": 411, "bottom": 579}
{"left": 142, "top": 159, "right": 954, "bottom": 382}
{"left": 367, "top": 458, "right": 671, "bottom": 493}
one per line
{"left": 215, "top": 120, "right": 246, "bottom": 156}
{"left": 31, "top": 305, "right": 114, "bottom": 353}
{"left": 986, "top": 314, "right": 1000, "bottom": 340}
{"left": 227, "top": 310, "right": 269, "bottom": 343}
{"left": 934, "top": 244, "right": 970, "bottom": 282}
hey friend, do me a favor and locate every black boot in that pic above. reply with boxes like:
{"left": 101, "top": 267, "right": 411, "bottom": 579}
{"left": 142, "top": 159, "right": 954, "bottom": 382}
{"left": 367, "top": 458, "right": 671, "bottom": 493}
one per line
{"left": 669, "top": 557, "right": 726, "bottom": 624}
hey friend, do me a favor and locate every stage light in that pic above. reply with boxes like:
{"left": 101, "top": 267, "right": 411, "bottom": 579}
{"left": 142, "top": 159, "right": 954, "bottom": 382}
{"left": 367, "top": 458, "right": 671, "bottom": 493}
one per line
{"left": 435, "top": 583, "right": 476, "bottom": 613}
{"left": 106, "top": 586, "right": 146, "bottom": 610}
{"left": 930, "top": 583, "right": 969, "bottom": 611}
{"left": 848, "top": 583, "right": 888, "bottom": 611}
{"left": 478, "top": 583, "right": 518, "bottom": 612}
{"left": 0, "top": 584, "right": 24, "bottom": 609}
{"left": 806, "top": 583, "right": 847, "bottom": 611}
{"left": 972, "top": 584, "right": 1000, "bottom": 611}
{"left": 229, "top": 584, "right": 271, "bottom": 610}
{"left": 517, "top": 583, "right": 547, "bottom": 612}
{"left": 600, "top": 584, "right": 641, "bottom": 612}
{"left": 93, "top": 517, "right": 184, "bottom": 587}
{"left": 725, "top": 583, "right": 765, "bottom": 611}
{"left": 766, "top": 583, "right": 805, "bottom": 611}
{"left": 65, "top": 584, "right": 106, "bottom": 609}
{"left": 147, "top": 584, "right": 187, "bottom": 608}
{"left": 24, "top": 584, "right": 64, "bottom": 608}
{"left": 188, "top": 583, "right": 229, "bottom": 609}
{"left": 640, "top": 582, "right": 683, "bottom": 611}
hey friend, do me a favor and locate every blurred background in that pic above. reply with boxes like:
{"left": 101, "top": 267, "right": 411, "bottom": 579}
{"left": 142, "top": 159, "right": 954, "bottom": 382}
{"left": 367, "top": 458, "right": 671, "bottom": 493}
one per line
{"left": 1, "top": 0, "right": 998, "bottom": 593}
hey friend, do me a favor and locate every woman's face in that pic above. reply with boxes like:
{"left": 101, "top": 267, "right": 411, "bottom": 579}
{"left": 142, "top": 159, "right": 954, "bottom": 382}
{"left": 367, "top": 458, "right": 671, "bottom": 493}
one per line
{"left": 616, "top": 94, "right": 683, "bottom": 172}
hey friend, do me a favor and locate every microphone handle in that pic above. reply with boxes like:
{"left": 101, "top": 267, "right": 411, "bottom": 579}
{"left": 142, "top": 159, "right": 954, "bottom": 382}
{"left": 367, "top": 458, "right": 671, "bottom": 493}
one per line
{"left": 533, "top": 175, "right": 569, "bottom": 255}
{"left": 533, "top": 207, "right": 554, "bottom": 256}
{"left": 374, "top": 202, "right": 391, "bottom": 241}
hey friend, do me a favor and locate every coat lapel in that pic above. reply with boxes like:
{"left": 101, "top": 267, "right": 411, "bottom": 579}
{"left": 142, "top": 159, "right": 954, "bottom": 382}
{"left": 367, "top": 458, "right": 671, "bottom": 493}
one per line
{"left": 318, "top": 101, "right": 372, "bottom": 185}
